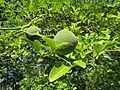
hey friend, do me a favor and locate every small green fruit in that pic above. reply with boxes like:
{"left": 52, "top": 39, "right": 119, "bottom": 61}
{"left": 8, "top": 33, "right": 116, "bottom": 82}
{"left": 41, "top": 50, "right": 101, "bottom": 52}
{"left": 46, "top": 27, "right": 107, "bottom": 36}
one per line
{"left": 26, "top": 26, "right": 41, "bottom": 41}
{"left": 26, "top": 26, "right": 40, "bottom": 36}
{"left": 54, "top": 30, "right": 78, "bottom": 55}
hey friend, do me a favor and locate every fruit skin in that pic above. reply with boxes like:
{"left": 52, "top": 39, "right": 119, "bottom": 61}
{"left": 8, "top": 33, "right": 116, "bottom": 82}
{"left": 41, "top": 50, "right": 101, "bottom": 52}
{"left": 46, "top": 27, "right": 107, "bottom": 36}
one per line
{"left": 26, "top": 33, "right": 41, "bottom": 41}
{"left": 26, "top": 26, "right": 54, "bottom": 41}
{"left": 54, "top": 30, "right": 78, "bottom": 55}
{"left": 26, "top": 26, "right": 41, "bottom": 41}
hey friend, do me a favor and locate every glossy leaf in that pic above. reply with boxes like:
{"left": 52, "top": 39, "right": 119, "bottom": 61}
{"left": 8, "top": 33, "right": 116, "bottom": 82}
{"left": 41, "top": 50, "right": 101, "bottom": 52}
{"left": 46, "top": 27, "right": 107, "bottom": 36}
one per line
{"left": 93, "top": 44, "right": 106, "bottom": 57}
{"left": 55, "top": 42, "right": 69, "bottom": 50}
{"left": 33, "top": 40, "right": 41, "bottom": 51}
{"left": 45, "top": 38, "right": 57, "bottom": 51}
{"left": 49, "top": 63, "right": 71, "bottom": 82}
{"left": 73, "top": 60, "right": 86, "bottom": 68}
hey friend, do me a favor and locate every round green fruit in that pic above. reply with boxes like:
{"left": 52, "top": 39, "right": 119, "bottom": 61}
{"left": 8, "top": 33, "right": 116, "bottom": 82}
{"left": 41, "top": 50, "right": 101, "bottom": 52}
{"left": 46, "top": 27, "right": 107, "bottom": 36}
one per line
{"left": 54, "top": 30, "right": 78, "bottom": 55}
{"left": 26, "top": 26, "right": 41, "bottom": 41}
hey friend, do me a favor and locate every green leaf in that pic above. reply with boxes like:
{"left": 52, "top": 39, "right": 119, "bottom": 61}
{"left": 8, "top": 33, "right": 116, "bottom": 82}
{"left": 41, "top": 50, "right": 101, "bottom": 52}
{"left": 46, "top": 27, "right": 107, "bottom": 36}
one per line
{"left": 49, "top": 63, "right": 71, "bottom": 82}
{"left": 101, "top": 29, "right": 110, "bottom": 35}
{"left": 55, "top": 42, "right": 69, "bottom": 50}
{"left": 105, "top": 41, "right": 120, "bottom": 50}
{"left": 93, "top": 44, "right": 106, "bottom": 57}
{"left": 22, "top": 37, "right": 33, "bottom": 45}
{"left": 107, "top": 14, "right": 118, "bottom": 18}
{"left": 33, "top": 40, "right": 41, "bottom": 51}
{"left": 54, "top": 42, "right": 70, "bottom": 55}
{"left": 28, "top": 0, "right": 33, "bottom": 11}
{"left": 0, "top": 0, "right": 4, "bottom": 6}
{"left": 106, "top": 4, "right": 116, "bottom": 7}
{"left": 73, "top": 60, "right": 86, "bottom": 68}
{"left": 45, "top": 38, "right": 57, "bottom": 51}
{"left": 21, "top": 0, "right": 26, "bottom": 6}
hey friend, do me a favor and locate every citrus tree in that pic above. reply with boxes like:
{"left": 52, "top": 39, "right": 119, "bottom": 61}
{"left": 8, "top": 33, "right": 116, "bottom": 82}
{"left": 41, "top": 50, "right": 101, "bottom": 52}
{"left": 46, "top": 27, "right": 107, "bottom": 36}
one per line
{"left": 0, "top": 0, "right": 120, "bottom": 90}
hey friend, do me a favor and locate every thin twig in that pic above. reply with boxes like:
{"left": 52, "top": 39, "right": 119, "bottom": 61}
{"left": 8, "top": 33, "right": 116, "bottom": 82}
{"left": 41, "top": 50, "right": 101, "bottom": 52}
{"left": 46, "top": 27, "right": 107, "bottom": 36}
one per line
{"left": 106, "top": 50, "right": 120, "bottom": 52}
{"left": 0, "top": 27, "right": 21, "bottom": 30}
{"left": 0, "top": 17, "right": 38, "bottom": 31}
{"left": 55, "top": 54, "right": 72, "bottom": 66}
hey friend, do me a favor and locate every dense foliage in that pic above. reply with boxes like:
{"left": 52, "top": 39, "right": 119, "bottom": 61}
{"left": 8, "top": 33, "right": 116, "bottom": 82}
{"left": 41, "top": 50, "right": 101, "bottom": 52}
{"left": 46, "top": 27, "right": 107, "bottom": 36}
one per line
{"left": 0, "top": 0, "right": 120, "bottom": 90}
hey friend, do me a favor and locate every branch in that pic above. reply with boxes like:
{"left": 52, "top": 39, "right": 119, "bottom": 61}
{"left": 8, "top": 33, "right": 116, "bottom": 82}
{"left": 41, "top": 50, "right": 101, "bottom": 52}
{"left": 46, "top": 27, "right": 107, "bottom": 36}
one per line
{"left": 106, "top": 50, "right": 120, "bottom": 52}
{"left": 0, "top": 17, "right": 38, "bottom": 31}
{"left": 0, "top": 27, "right": 21, "bottom": 30}
{"left": 55, "top": 54, "right": 72, "bottom": 66}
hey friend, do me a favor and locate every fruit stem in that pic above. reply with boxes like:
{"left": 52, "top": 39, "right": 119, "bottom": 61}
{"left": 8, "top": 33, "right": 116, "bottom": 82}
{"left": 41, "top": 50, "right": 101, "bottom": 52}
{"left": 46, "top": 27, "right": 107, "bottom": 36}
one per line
{"left": 56, "top": 54, "right": 72, "bottom": 66}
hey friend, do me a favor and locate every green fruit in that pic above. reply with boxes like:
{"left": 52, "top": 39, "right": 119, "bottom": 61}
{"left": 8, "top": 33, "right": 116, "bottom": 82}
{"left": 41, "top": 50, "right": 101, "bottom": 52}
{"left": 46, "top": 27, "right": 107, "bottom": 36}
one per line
{"left": 26, "top": 26, "right": 41, "bottom": 41}
{"left": 54, "top": 30, "right": 78, "bottom": 55}
{"left": 26, "top": 26, "right": 40, "bottom": 36}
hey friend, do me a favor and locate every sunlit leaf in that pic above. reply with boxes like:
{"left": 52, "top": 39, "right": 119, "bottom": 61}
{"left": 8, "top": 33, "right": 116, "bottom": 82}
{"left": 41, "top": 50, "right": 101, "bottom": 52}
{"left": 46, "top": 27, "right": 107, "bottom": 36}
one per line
{"left": 33, "top": 40, "right": 41, "bottom": 51}
{"left": 28, "top": 0, "right": 33, "bottom": 11}
{"left": 49, "top": 63, "right": 71, "bottom": 82}
{"left": 93, "top": 44, "right": 106, "bottom": 57}
{"left": 106, "top": 4, "right": 116, "bottom": 7}
{"left": 101, "top": 29, "right": 110, "bottom": 35}
{"left": 45, "top": 38, "right": 57, "bottom": 51}
{"left": 73, "top": 60, "right": 86, "bottom": 68}
{"left": 55, "top": 42, "right": 69, "bottom": 50}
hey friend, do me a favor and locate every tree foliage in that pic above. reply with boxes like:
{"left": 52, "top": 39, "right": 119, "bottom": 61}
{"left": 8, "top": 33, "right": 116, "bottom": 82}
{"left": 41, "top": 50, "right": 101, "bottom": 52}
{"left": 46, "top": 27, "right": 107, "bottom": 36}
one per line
{"left": 0, "top": 0, "right": 120, "bottom": 90}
